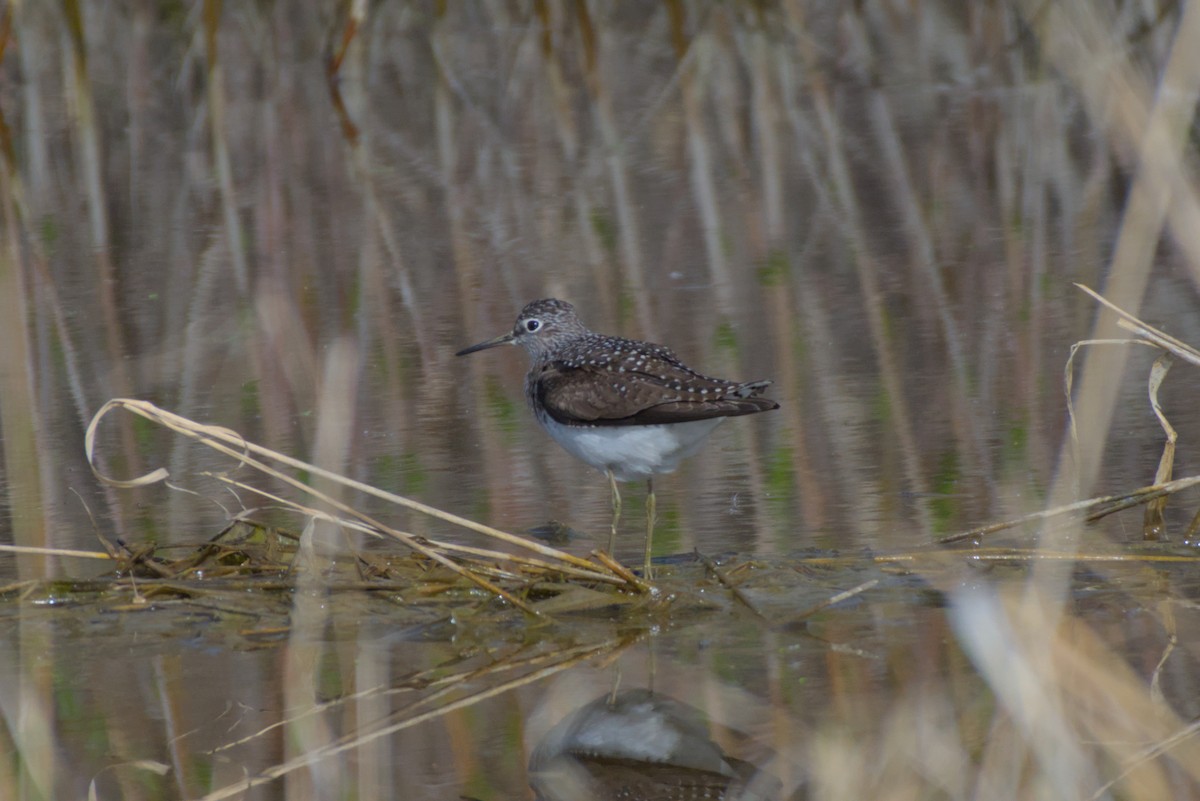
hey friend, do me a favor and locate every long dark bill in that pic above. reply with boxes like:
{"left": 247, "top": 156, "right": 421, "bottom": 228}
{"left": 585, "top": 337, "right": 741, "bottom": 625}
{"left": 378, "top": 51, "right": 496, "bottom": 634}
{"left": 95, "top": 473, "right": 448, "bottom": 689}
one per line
{"left": 455, "top": 332, "right": 516, "bottom": 356}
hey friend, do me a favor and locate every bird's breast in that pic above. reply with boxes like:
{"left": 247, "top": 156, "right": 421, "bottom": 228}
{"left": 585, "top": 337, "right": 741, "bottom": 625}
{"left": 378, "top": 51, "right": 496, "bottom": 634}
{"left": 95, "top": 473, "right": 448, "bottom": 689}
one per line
{"left": 531, "top": 410, "right": 724, "bottom": 481}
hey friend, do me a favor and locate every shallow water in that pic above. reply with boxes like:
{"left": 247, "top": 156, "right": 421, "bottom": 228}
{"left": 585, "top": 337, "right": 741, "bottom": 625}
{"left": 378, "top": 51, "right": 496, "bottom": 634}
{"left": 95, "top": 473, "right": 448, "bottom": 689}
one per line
{"left": 8, "top": 549, "right": 1199, "bottom": 800}
{"left": 3, "top": 2, "right": 1200, "bottom": 799}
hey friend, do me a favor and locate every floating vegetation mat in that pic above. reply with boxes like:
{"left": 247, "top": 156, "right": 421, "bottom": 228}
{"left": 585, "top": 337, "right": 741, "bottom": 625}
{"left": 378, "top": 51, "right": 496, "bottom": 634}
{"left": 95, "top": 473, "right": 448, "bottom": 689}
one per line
{"left": 3, "top": 511, "right": 1199, "bottom": 648}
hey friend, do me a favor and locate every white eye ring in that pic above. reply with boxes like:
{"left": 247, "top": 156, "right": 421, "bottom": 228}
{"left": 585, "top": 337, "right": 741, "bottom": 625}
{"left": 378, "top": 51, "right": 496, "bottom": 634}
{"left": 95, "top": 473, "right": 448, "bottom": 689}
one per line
{"left": 525, "top": 319, "right": 541, "bottom": 332}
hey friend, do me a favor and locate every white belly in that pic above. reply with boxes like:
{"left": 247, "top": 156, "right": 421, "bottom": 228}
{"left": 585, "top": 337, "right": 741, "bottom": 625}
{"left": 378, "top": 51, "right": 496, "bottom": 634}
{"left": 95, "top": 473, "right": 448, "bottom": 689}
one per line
{"left": 537, "top": 416, "right": 725, "bottom": 482}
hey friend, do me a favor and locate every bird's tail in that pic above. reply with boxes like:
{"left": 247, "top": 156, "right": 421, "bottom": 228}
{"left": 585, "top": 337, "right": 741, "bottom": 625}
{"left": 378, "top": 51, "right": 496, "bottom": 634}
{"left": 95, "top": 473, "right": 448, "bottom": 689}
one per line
{"left": 733, "top": 379, "right": 773, "bottom": 399}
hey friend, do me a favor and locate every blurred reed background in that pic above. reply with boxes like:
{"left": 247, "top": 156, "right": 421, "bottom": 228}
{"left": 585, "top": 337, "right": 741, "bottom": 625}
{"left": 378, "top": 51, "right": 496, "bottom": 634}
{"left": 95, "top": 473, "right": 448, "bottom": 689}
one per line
{"left": 3, "top": 1, "right": 1200, "bottom": 799}
{"left": 10, "top": 0, "right": 1196, "bottom": 565}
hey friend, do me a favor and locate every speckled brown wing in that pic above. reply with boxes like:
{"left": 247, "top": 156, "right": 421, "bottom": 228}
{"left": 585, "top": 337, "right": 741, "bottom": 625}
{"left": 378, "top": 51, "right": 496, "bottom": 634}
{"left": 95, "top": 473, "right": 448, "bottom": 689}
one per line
{"left": 533, "top": 358, "right": 779, "bottom": 427}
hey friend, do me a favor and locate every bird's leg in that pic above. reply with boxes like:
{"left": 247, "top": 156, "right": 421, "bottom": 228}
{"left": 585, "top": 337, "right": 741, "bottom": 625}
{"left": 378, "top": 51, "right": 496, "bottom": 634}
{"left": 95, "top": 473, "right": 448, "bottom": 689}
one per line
{"left": 607, "top": 663, "right": 622, "bottom": 706}
{"left": 607, "top": 468, "right": 621, "bottom": 555}
{"left": 644, "top": 477, "right": 656, "bottom": 578}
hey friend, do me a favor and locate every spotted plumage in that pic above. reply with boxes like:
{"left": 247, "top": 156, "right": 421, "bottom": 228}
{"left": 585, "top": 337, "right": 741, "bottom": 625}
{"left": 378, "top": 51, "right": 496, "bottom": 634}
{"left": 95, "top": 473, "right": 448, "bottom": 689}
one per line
{"left": 457, "top": 298, "right": 778, "bottom": 575}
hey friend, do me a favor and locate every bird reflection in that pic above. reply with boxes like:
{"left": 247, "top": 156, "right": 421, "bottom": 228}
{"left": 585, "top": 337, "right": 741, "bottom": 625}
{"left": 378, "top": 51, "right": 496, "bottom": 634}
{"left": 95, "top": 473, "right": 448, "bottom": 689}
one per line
{"left": 529, "top": 689, "right": 779, "bottom": 801}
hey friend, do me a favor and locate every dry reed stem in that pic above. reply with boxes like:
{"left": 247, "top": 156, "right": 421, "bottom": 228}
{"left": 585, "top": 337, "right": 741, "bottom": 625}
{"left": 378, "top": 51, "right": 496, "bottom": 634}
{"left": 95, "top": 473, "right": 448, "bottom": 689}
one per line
{"left": 1076, "top": 283, "right": 1200, "bottom": 366}
{"left": 203, "top": 475, "right": 623, "bottom": 584}
{"left": 784, "top": 578, "right": 880, "bottom": 626}
{"left": 169, "top": 241, "right": 234, "bottom": 539}
{"left": 0, "top": 544, "right": 110, "bottom": 561}
{"left": 764, "top": 262, "right": 824, "bottom": 529}
{"left": 1143, "top": 353, "right": 1176, "bottom": 538}
{"left": 753, "top": 57, "right": 824, "bottom": 529}
{"left": 0, "top": 145, "right": 47, "bottom": 574}
{"left": 87, "top": 399, "right": 608, "bottom": 569}
{"left": 326, "top": 9, "right": 432, "bottom": 370}
{"left": 0, "top": 79, "right": 57, "bottom": 799}
{"left": 772, "top": 15, "right": 884, "bottom": 536}
{"left": 85, "top": 399, "right": 643, "bottom": 606}
{"left": 868, "top": 88, "right": 993, "bottom": 501}
{"left": 789, "top": 206, "right": 887, "bottom": 542}
{"left": 678, "top": 25, "right": 733, "bottom": 314}
{"left": 580, "top": 0, "right": 654, "bottom": 338}
{"left": 536, "top": 3, "right": 612, "bottom": 315}
{"left": 1066, "top": 284, "right": 1200, "bottom": 538}
{"left": 1028, "top": 0, "right": 1200, "bottom": 554}
{"left": 938, "top": 474, "right": 1200, "bottom": 545}
{"left": 589, "top": 549, "right": 651, "bottom": 593}
{"left": 879, "top": 546, "right": 1200, "bottom": 566}
{"left": 201, "top": 0, "right": 248, "bottom": 295}
{"left": 803, "top": 48, "right": 936, "bottom": 537}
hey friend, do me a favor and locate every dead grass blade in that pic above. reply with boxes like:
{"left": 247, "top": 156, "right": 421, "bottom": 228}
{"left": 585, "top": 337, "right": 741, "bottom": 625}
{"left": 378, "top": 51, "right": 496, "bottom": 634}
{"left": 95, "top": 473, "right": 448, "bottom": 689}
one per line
{"left": 1064, "top": 285, "right": 1200, "bottom": 538}
{"left": 876, "top": 547, "right": 1200, "bottom": 567}
{"left": 1143, "top": 353, "right": 1176, "bottom": 538}
{"left": 201, "top": 472, "right": 623, "bottom": 585}
{"left": 85, "top": 399, "right": 643, "bottom": 608}
{"left": 0, "top": 544, "right": 111, "bottom": 561}
{"left": 783, "top": 578, "right": 880, "bottom": 627}
{"left": 938, "top": 473, "right": 1200, "bottom": 545}
{"left": 1076, "top": 283, "right": 1200, "bottom": 366}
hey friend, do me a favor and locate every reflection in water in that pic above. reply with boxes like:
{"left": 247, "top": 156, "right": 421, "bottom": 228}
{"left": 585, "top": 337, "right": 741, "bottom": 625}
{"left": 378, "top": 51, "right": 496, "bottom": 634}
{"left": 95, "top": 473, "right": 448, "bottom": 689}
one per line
{"left": 530, "top": 689, "right": 781, "bottom": 801}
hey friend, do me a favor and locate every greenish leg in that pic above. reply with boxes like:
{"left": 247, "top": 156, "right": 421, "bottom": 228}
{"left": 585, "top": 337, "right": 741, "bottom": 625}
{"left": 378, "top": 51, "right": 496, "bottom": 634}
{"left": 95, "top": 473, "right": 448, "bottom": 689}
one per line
{"left": 644, "top": 478, "right": 656, "bottom": 578}
{"left": 607, "top": 469, "right": 621, "bottom": 555}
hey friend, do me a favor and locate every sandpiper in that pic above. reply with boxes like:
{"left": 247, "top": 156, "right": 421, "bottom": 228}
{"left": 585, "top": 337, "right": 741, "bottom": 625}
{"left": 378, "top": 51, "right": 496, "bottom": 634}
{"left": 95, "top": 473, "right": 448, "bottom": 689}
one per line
{"left": 457, "top": 299, "right": 778, "bottom": 576}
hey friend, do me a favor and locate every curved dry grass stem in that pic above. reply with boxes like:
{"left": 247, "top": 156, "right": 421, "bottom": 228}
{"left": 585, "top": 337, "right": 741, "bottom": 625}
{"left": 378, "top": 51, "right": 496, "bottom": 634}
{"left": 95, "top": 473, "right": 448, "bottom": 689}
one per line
{"left": 1031, "top": 0, "right": 1200, "bottom": 603}
{"left": 1064, "top": 285, "right": 1200, "bottom": 539}
{"left": 84, "top": 399, "right": 644, "bottom": 607}
{"left": 1143, "top": 353, "right": 1176, "bottom": 538}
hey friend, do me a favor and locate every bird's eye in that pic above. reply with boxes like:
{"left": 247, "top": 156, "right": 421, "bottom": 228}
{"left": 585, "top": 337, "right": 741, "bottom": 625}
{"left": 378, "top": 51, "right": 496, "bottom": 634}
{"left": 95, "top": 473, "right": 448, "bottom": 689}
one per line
{"left": 525, "top": 319, "right": 541, "bottom": 332}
